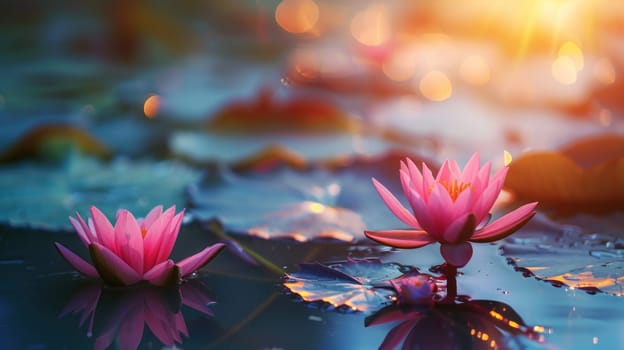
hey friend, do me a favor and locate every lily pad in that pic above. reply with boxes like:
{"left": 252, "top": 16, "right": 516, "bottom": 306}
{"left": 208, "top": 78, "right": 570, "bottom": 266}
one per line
{"left": 283, "top": 259, "right": 417, "bottom": 312}
{"left": 188, "top": 167, "right": 374, "bottom": 242}
{"left": 505, "top": 134, "right": 624, "bottom": 212}
{"left": 0, "top": 157, "right": 198, "bottom": 229}
{"left": 206, "top": 87, "right": 361, "bottom": 134}
{"left": 187, "top": 149, "right": 437, "bottom": 242}
{"left": 500, "top": 212, "right": 624, "bottom": 296}
{"left": 0, "top": 124, "right": 111, "bottom": 163}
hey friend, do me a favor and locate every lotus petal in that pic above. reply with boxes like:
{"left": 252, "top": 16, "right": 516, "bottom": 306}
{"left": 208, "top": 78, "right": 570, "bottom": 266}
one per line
{"left": 144, "top": 260, "right": 179, "bottom": 286}
{"left": 470, "top": 202, "right": 538, "bottom": 243}
{"left": 364, "top": 230, "right": 435, "bottom": 249}
{"left": 89, "top": 243, "right": 142, "bottom": 286}
{"left": 54, "top": 242, "right": 99, "bottom": 278}
{"left": 440, "top": 242, "right": 473, "bottom": 267}
{"left": 177, "top": 243, "right": 226, "bottom": 277}
{"left": 372, "top": 178, "right": 421, "bottom": 229}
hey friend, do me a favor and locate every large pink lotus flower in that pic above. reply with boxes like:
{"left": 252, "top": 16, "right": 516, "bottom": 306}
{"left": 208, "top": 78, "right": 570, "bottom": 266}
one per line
{"left": 365, "top": 153, "right": 537, "bottom": 267}
{"left": 54, "top": 205, "right": 225, "bottom": 286}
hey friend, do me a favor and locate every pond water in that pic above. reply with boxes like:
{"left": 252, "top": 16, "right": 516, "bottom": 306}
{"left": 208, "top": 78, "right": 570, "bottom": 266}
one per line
{"left": 2, "top": 219, "right": 624, "bottom": 349}
{"left": 1, "top": 1, "right": 624, "bottom": 349}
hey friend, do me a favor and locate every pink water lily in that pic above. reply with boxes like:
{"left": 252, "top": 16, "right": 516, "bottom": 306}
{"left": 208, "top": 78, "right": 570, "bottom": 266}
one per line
{"left": 365, "top": 153, "right": 537, "bottom": 267}
{"left": 55, "top": 205, "right": 225, "bottom": 286}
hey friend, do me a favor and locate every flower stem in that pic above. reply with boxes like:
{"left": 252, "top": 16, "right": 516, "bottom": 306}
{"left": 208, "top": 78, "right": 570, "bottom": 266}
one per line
{"left": 443, "top": 264, "right": 458, "bottom": 303}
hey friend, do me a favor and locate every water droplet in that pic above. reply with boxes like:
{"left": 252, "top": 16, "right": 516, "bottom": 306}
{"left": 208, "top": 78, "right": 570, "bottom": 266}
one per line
{"left": 308, "top": 315, "right": 323, "bottom": 322}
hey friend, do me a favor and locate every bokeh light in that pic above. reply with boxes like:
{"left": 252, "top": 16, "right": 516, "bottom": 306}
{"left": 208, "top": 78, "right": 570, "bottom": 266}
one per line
{"left": 143, "top": 95, "right": 161, "bottom": 119}
{"left": 593, "top": 57, "right": 616, "bottom": 84}
{"left": 350, "top": 4, "right": 391, "bottom": 46}
{"left": 289, "top": 48, "right": 320, "bottom": 79}
{"left": 418, "top": 70, "right": 453, "bottom": 101}
{"left": 459, "top": 55, "right": 491, "bottom": 86}
{"left": 382, "top": 47, "right": 418, "bottom": 82}
{"left": 558, "top": 41, "right": 584, "bottom": 71}
{"left": 275, "top": 0, "right": 320, "bottom": 34}
{"left": 551, "top": 55, "right": 577, "bottom": 85}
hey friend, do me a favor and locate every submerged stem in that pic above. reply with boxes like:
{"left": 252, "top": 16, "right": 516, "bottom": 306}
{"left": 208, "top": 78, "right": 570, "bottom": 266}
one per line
{"left": 207, "top": 220, "right": 284, "bottom": 276}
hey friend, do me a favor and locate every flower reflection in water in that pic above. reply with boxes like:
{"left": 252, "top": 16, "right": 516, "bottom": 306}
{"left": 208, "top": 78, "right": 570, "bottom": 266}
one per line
{"left": 60, "top": 280, "right": 214, "bottom": 350}
{"left": 366, "top": 298, "right": 547, "bottom": 350}
{"left": 368, "top": 269, "right": 547, "bottom": 350}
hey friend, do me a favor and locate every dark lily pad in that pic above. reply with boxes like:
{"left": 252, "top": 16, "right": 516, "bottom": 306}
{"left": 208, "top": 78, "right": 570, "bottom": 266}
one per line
{"left": 0, "top": 157, "right": 198, "bottom": 229}
{"left": 0, "top": 124, "right": 111, "bottom": 163}
{"left": 206, "top": 88, "right": 360, "bottom": 134}
{"left": 283, "top": 259, "right": 418, "bottom": 312}
{"left": 505, "top": 134, "right": 624, "bottom": 213}
{"left": 501, "top": 212, "right": 624, "bottom": 296}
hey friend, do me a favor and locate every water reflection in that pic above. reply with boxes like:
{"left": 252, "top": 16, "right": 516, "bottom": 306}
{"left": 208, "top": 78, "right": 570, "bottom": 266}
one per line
{"left": 60, "top": 281, "right": 214, "bottom": 350}
{"left": 365, "top": 264, "right": 547, "bottom": 350}
{"left": 366, "top": 298, "right": 546, "bottom": 350}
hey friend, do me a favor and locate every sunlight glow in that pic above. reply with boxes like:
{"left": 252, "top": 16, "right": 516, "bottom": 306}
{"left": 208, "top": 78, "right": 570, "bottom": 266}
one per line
{"left": 418, "top": 70, "right": 452, "bottom": 101}
{"left": 558, "top": 41, "right": 584, "bottom": 71}
{"left": 307, "top": 202, "right": 325, "bottom": 214}
{"left": 275, "top": 0, "right": 319, "bottom": 34}
{"left": 350, "top": 4, "right": 391, "bottom": 46}
{"left": 504, "top": 150, "right": 513, "bottom": 166}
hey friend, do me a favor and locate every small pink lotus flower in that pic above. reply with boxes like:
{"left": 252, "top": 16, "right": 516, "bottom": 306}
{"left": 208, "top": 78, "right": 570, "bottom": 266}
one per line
{"left": 55, "top": 205, "right": 225, "bottom": 286}
{"left": 365, "top": 153, "right": 537, "bottom": 267}
{"left": 389, "top": 274, "right": 437, "bottom": 305}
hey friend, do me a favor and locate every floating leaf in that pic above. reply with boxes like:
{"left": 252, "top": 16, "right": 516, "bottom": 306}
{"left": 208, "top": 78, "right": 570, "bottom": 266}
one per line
{"left": 188, "top": 168, "right": 368, "bottom": 242}
{"left": 501, "top": 212, "right": 624, "bottom": 296}
{"left": 560, "top": 133, "right": 624, "bottom": 169}
{"left": 506, "top": 135, "right": 624, "bottom": 212}
{"left": 206, "top": 88, "right": 361, "bottom": 134}
{"left": 283, "top": 259, "right": 417, "bottom": 312}
{"left": 0, "top": 124, "right": 110, "bottom": 163}
{"left": 188, "top": 168, "right": 397, "bottom": 242}
{"left": 0, "top": 157, "right": 198, "bottom": 229}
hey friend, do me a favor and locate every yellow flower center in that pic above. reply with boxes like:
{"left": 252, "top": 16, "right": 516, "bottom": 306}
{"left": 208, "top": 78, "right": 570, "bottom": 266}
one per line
{"left": 141, "top": 226, "right": 148, "bottom": 238}
{"left": 440, "top": 180, "right": 471, "bottom": 201}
